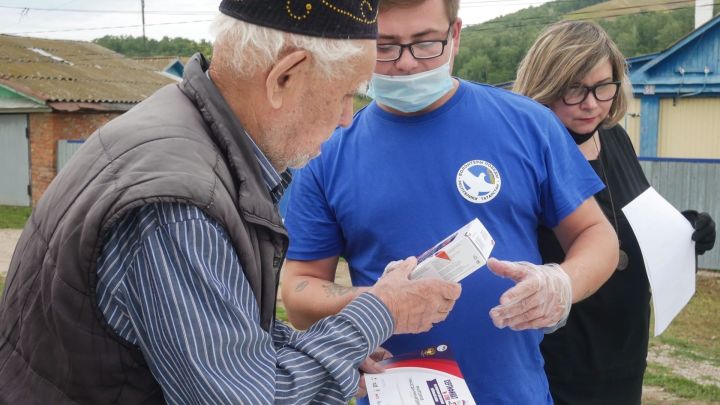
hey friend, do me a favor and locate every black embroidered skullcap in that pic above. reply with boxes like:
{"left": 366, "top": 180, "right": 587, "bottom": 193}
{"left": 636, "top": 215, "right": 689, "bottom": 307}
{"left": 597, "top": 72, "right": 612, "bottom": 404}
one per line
{"left": 219, "top": 0, "right": 379, "bottom": 39}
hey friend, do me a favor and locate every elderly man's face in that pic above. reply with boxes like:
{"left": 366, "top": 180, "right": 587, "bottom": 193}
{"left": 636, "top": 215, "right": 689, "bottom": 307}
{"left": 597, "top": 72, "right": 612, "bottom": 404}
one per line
{"left": 264, "top": 41, "right": 376, "bottom": 170}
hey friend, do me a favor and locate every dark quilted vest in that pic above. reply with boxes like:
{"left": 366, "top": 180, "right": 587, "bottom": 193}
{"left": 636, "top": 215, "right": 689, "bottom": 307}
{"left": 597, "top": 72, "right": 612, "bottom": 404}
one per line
{"left": 0, "top": 54, "right": 287, "bottom": 404}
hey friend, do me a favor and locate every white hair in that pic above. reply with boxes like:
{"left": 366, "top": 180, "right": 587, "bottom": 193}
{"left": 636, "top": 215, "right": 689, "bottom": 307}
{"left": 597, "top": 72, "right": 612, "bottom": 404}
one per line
{"left": 210, "top": 13, "right": 366, "bottom": 79}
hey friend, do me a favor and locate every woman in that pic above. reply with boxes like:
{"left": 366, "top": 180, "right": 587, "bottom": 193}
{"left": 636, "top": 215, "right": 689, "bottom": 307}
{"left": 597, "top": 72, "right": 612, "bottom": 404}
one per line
{"left": 514, "top": 21, "right": 716, "bottom": 404}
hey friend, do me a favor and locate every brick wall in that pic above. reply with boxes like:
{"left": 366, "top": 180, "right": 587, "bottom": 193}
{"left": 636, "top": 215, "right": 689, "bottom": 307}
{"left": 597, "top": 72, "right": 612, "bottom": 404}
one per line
{"left": 28, "top": 111, "right": 121, "bottom": 206}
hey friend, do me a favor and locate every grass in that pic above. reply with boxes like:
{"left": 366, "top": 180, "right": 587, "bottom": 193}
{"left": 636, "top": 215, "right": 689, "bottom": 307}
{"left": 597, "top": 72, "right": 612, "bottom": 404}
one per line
{"left": 644, "top": 273, "right": 720, "bottom": 402}
{"left": 353, "top": 94, "right": 371, "bottom": 112}
{"left": 0, "top": 205, "right": 31, "bottom": 228}
{"left": 649, "top": 275, "right": 720, "bottom": 361}
{"left": 276, "top": 305, "right": 288, "bottom": 323}
{"left": 645, "top": 364, "right": 720, "bottom": 402}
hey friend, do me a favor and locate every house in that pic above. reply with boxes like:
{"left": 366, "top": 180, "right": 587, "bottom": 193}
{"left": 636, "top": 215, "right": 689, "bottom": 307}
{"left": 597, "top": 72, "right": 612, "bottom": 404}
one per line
{"left": 621, "top": 12, "right": 720, "bottom": 270}
{"left": 624, "top": 13, "right": 720, "bottom": 158}
{"left": 0, "top": 34, "right": 177, "bottom": 206}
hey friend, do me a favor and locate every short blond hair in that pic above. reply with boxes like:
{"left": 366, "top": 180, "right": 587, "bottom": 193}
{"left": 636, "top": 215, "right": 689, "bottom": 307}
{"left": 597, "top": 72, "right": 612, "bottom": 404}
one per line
{"left": 513, "top": 20, "right": 631, "bottom": 127}
{"left": 379, "top": 0, "right": 460, "bottom": 22}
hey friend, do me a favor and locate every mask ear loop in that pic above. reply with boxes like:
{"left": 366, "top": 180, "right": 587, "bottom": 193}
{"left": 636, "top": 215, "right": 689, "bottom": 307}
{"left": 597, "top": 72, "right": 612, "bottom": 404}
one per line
{"left": 445, "top": 27, "right": 455, "bottom": 65}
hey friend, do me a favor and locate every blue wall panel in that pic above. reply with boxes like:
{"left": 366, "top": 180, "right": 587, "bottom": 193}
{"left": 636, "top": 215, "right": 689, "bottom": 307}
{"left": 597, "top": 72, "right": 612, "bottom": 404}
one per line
{"left": 640, "top": 96, "right": 659, "bottom": 157}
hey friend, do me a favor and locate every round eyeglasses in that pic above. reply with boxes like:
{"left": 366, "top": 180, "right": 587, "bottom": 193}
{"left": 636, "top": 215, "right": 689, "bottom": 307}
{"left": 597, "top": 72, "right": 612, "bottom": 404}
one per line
{"left": 562, "top": 81, "right": 621, "bottom": 105}
{"left": 376, "top": 26, "right": 452, "bottom": 62}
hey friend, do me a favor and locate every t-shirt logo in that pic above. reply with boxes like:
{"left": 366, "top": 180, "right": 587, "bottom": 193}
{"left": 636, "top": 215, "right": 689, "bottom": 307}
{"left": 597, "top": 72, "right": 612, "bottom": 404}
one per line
{"left": 456, "top": 160, "right": 501, "bottom": 203}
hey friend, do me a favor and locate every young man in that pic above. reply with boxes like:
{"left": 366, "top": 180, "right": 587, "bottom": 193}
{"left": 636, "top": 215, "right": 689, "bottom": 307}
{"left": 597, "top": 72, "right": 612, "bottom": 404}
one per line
{"left": 0, "top": 1, "right": 462, "bottom": 403}
{"left": 281, "top": 0, "right": 619, "bottom": 402}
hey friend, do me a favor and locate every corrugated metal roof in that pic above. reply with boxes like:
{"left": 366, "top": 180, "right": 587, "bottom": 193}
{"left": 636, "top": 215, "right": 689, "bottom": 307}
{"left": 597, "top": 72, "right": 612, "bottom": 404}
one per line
{"left": 629, "top": 14, "right": 720, "bottom": 95}
{"left": 0, "top": 99, "right": 49, "bottom": 110}
{"left": 0, "top": 34, "right": 177, "bottom": 104}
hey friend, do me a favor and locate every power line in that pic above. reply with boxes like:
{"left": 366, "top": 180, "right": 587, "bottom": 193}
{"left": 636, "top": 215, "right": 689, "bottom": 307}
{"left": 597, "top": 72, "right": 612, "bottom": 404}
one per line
{"left": 463, "top": 0, "right": 706, "bottom": 23}
{"left": 1, "top": 0, "right": 713, "bottom": 37}
{"left": 566, "top": 0, "right": 711, "bottom": 15}
{"left": 462, "top": 0, "right": 574, "bottom": 7}
{"left": 0, "top": 5, "right": 215, "bottom": 15}
{"left": 0, "top": 0, "right": 706, "bottom": 16}
{"left": 459, "top": 0, "right": 711, "bottom": 29}
{"left": 5, "top": 19, "right": 213, "bottom": 35}
{"left": 462, "top": 0, "right": 715, "bottom": 30}
{"left": 0, "top": 1, "right": 578, "bottom": 13}
{"left": 0, "top": 0, "right": 542, "bottom": 12}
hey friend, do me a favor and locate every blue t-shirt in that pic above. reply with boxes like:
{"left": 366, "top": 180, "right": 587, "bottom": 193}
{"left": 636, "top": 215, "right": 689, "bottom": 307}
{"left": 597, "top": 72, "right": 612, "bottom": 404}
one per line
{"left": 284, "top": 81, "right": 604, "bottom": 403}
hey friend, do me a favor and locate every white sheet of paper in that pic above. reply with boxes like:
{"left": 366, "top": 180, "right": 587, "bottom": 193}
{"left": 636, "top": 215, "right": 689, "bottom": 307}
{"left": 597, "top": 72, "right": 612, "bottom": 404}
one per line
{"left": 621, "top": 187, "right": 695, "bottom": 336}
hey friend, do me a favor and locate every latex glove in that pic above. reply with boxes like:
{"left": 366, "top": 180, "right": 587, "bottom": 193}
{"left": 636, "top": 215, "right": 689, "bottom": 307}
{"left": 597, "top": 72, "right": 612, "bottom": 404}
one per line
{"left": 369, "top": 257, "right": 461, "bottom": 334}
{"left": 355, "top": 347, "right": 393, "bottom": 398}
{"left": 487, "top": 258, "right": 572, "bottom": 333}
{"left": 682, "top": 210, "right": 716, "bottom": 255}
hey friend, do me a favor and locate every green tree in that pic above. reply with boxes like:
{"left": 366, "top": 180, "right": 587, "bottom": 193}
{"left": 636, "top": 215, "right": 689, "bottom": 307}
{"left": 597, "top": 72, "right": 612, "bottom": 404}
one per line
{"left": 93, "top": 35, "right": 213, "bottom": 58}
{"left": 454, "top": 0, "right": 698, "bottom": 84}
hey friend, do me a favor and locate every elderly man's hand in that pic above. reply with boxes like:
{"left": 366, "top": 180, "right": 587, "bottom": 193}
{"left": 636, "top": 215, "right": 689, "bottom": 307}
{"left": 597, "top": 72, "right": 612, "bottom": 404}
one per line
{"left": 355, "top": 347, "right": 392, "bottom": 398}
{"left": 487, "top": 258, "right": 572, "bottom": 332}
{"left": 369, "top": 257, "right": 461, "bottom": 334}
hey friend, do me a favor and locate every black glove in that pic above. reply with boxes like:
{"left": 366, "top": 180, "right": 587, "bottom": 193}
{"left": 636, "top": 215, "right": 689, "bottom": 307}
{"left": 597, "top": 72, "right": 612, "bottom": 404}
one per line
{"left": 682, "top": 210, "right": 716, "bottom": 255}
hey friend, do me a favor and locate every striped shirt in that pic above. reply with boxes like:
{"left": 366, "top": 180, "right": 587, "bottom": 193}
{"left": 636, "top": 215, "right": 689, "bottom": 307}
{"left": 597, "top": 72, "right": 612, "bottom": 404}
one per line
{"left": 244, "top": 132, "right": 292, "bottom": 204}
{"left": 96, "top": 203, "right": 393, "bottom": 404}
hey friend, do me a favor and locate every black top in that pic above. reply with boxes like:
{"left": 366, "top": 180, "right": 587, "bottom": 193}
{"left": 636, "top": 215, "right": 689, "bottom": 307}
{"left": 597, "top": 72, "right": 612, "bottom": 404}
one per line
{"left": 538, "top": 125, "right": 651, "bottom": 402}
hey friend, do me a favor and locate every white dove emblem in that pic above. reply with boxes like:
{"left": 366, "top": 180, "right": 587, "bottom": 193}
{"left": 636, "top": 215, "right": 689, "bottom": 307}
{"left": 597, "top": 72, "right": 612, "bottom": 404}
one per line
{"left": 456, "top": 160, "right": 501, "bottom": 203}
{"left": 461, "top": 170, "right": 496, "bottom": 196}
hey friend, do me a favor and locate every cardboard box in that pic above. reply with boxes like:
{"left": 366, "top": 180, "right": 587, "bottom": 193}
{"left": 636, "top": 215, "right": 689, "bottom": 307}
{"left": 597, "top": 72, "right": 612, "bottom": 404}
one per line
{"left": 410, "top": 218, "right": 495, "bottom": 283}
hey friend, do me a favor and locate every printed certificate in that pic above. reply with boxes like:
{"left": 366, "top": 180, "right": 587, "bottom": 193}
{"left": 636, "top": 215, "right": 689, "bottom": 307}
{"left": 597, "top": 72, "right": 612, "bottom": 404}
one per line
{"left": 365, "top": 345, "right": 476, "bottom": 405}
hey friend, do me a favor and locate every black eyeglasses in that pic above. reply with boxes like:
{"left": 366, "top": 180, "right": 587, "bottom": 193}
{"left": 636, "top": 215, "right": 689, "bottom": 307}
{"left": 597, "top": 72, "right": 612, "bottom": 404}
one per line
{"left": 562, "top": 81, "right": 621, "bottom": 105}
{"left": 376, "top": 25, "right": 452, "bottom": 62}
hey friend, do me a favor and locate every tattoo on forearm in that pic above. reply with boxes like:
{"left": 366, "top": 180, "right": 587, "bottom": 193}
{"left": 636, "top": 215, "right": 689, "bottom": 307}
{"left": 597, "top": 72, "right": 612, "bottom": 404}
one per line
{"left": 322, "top": 283, "right": 357, "bottom": 297}
{"left": 295, "top": 280, "right": 309, "bottom": 293}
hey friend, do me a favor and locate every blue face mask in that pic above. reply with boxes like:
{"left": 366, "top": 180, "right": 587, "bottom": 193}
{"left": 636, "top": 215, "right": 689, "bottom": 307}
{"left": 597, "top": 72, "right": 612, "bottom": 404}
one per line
{"left": 367, "top": 41, "right": 454, "bottom": 113}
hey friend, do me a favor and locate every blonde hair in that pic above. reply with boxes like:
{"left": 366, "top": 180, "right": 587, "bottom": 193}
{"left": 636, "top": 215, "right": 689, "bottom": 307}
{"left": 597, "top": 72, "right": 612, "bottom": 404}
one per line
{"left": 210, "top": 13, "right": 365, "bottom": 79}
{"left": 514, "top": 20, "right": 631, "bottom": 127}
{"left": 379, "top": 0, "right": 460, "bottom": 22}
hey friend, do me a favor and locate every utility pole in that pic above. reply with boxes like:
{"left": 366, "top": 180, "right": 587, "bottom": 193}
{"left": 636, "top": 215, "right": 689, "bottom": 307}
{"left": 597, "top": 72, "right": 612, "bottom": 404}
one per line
{"left": 695, "top": 0, "right": 713, "bottom": 29}
{"left": 141, "top": 0, "right": 146, "bottom": 42}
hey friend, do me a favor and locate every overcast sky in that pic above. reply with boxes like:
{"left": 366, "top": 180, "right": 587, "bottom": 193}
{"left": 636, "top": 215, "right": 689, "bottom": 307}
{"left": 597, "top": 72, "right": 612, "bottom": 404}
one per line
{"left": 0, "top": 0, "right": 552, "bottom": 41}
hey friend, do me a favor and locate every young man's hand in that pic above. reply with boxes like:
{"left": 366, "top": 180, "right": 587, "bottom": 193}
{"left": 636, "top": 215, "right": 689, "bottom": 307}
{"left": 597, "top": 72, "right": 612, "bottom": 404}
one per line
{"left": 487, "top": 258, "right": 572, "bottom": 332}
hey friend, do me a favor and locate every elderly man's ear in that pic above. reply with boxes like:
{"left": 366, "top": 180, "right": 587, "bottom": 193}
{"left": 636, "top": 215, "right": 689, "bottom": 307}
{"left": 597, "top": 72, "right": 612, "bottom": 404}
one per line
{"left": 265, "top": 50, "right": 310, "bottom": 109}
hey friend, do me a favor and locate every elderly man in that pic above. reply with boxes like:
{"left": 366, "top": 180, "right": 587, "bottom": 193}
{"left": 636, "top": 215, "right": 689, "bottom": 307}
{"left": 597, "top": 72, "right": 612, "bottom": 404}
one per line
{"left": 0, "top": 1, "right": 461, "bottom": 404}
